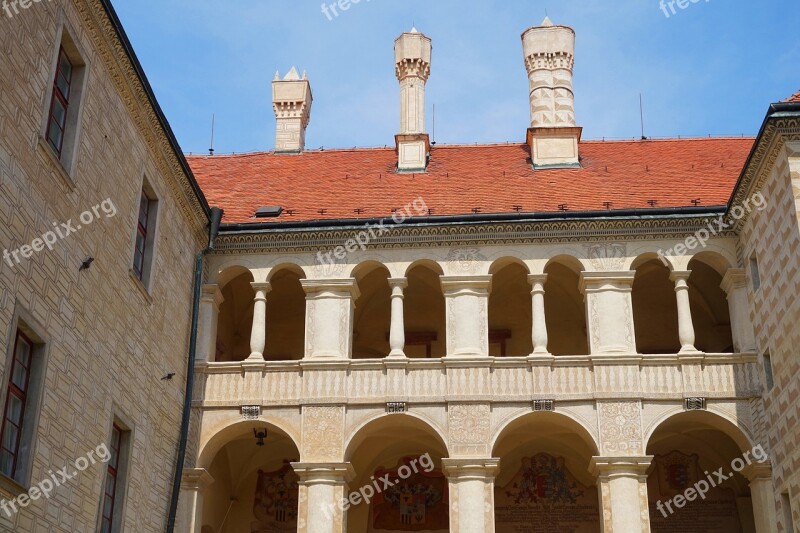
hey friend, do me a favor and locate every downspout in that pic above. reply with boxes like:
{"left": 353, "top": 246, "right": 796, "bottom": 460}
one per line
{"left": 166, "top": 206, "right": 224, "bottom": 533}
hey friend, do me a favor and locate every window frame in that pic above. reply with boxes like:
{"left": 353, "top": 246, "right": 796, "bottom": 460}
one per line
{"left": 0, "top": 330, "right": 34, "bottom": 479}
{"left": 45, "top": 46, "right": 74, "bottom": 157}
{"left": 130, "top": 178, "right": 160, "bottom": 293}
{"left": 97, "top": 416, "right": 133, "bottom": 533}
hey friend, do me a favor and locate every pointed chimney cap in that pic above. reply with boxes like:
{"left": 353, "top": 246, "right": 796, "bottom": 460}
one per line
{"left": 283, "top": 66, "right": 301, "bottom": 81}
{"left": 541, "top": 16, "right": 554, "bottom": 27}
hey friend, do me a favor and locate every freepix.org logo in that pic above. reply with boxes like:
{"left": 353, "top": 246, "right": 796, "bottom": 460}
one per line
{"left": 2, "top": 0, "right": 53, "bottom": 19}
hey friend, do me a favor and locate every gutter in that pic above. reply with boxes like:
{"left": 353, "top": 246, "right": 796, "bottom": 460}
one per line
{"left": 166, "top": 207, "right": 224, "bottom": 533}
{"left": 218, "top": 205, "right": 729, "bottom": 234}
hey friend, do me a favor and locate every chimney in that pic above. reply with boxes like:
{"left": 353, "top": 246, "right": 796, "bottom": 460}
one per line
{"left": 394, "top": 28, "right": 432, "bottom": 173}
{"left": 272, "top": 67, "right": 312, "bottom": 153}
{"left": 521, "top": 17, "right": 582, "bottom": 168}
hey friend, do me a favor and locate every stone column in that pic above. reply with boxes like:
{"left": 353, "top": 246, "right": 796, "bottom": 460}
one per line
{"left": 442, "top": 458, "right": 499, "bottom": 533}
{"left": 670, "top": 271, "right": 699, "bottom": 353}
{"left": 590, "top": 457, "right": 652, "bottom": 533}
{"left": 720, "top": 268, "right": 757, "bottom": 353}
{"left": 441, "top": 276, "right": 492, "bottom": 357}
{"left": 528, "top": 274, "right": 549, "bottom": 355}
{"left": 292, "top": 462, "right": 355, "bottom": 533}
{"left": 579, "top": 272, "right": 636, "bottom": 354}
{"left": 741, "top": 463, "right": 779, "bottom": 533}
{"left": 197, "top": 285, "right": 224, "bottom": 364}
{"left": 247, "top": 282, "right": 271, "bottom": 361}
{"left": 174, "top": 468, "right": 214, "bottom": 533}
{"left": 388, "top": 278, "right": 408, "bottom": 357}
{"left": 302, "top": 279, "right": 360, "bottom": 359}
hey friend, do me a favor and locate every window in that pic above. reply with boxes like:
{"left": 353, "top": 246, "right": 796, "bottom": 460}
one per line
{"left": 132, "top": 181, "right": 159, "bottom": 289}
{"left": 749, "top": 254, "right": 761, "bottom": 292}
{"left": 763, "top": 352, "right": 774, "bottom": 391}
{"left": 782, "top": 492, "right": 795, "bottom": 532}
{"left": 41, "top": 29, "right": 88, "bottom": 177}
{"left": 0, "top": 331, "right": 33, "bottom": 478}
{"left": 45, "top": 47, "right": 73, "bottom": 156}
{"left": 100, "top": 424, "right": 123, "bottom": 533}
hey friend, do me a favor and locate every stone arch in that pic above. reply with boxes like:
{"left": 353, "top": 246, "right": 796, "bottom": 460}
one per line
{"left": 488, "top": 257, "right": 532, "bottom": 356}
{"left": 404, "top": 260, "right": 446, "bottom": 358}
{"left": 644, "top": 409, "right": 755, "bottom": 454}
{"left": 491, "top": 410, "right": 600, "bottom": 456}
{"left": 403, "top": 258, "right": 445, "bottom": 277}
{"left": 216, "top": 267, "right": 256, "bottom": 362}
{"left": 632, "top": 252, "right": 681, "bottom": 354}
{"left": 544, "top": 254, "right": 589, "bottom": 355}
{"left": 266, "top": 262, "right": 307, "bottom": 282}
{"left": 687, "top": 252, "right": 734, "bottom": 352}
{"left": 345, "top": 412, "right": 449, "bottom": 459}
{"left": 198, "top": 416, "right": 301, "bottom": 470}
{"left": 351, "top": 261, "right": 392, "bottom": 358}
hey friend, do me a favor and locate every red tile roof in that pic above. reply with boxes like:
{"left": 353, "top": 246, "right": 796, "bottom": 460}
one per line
{"left": 785, "top": 90, "right": 800, "bottom": 102}
{"left": 187, "top": 138, "right": 754, "bottom": 224}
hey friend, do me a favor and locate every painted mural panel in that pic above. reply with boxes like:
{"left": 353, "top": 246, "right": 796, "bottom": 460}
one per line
{"left": 368, "top": 457, "right": 449, "bottom": 533}
{"left": 495, "top": 453, "right": 600, "bottom": 533}
{"left": 647, "top": 451, "right": 743, "bottom": 533}
{"left": 251, "top": 462, "right": 299, "bottom": 532}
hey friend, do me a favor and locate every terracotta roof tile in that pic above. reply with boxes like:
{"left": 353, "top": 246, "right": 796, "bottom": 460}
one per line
{"left": 785, "top": 90, "right": 800, "bottom": 102}
{"left": 187, "top": 138, "right": 754, "bottom": 224}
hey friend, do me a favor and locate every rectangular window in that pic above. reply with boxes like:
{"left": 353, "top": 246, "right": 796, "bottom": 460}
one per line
{"left": 763, "top": 352, "right": 774, "bottom": 391}
{"left": 0, "top": 331, "right": 33, "bottom": 478}
{"left": 100, "top": 424, "right": 123, "bottom": 533}
{"left": 133, "top": 191, "right": 152, "bottom": 281}
{"left": 45, "top": 47, "right": 74, "bottom": 156}
{"left": 131, "top": 180, "right": 159, "bottom": 290}
{"left": 749, "top": 254, "right": 761, "bottom": 292}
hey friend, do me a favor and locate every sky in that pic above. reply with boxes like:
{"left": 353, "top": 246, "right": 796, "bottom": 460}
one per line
{"left": 112, "top": 0, "right": 800, "bottom": 155}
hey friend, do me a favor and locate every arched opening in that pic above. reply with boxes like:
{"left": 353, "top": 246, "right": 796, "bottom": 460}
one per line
{"left": 216, "top": 267, "right": 255, "bottom": 362}
{"left": 265, "top": 265, "right": 306, "bottom": 361}
{"left": 345, "top": 414, "right": 450, "bottom": 533}
{"left": 352, "top": 262, "right": 392, "bottom": 359}
{"left": 688, "top": 254, "right": 733, "bottom": 353}
{"left": 646, "top": 411, "right": 761, "bottom": 532}
{"left": 492, "top": 412, "right": 600, "bottom": 532}
{"left": 404, "top": 262, "right": 446, "bottom": 358}
{"left": 488, "top": 259, "right": 532, "bottom": 357}
{"left": 632, "top": 255, "right": 680, "bottom": 354}
{"left": 201, "top": 422, "right": 301, "bottom": 533}
{"left": 544, "top": 256, "right": 588, "bottom": 355}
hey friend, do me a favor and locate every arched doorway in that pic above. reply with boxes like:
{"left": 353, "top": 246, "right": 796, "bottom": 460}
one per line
{"left": 345, "top": 414, "right": 450, "bottom": 532}
{"left": 200, "top": 422, "right": 301, "bottom": 532}
{"left": 492, "top": 412, "right": 601, "bottom": 532}
{"left": 646, "top": 411, "right": 770, "bottom": 532}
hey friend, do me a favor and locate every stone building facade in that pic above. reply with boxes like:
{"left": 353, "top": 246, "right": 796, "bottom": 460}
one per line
{"left": 1, "top": 2, "right": 798, "bottom": 533}
{"left": 179, "top": 20, "right": 800, "bottom": 533}
{"left": 0, "top": 0, "right": 209, "bottom": 531}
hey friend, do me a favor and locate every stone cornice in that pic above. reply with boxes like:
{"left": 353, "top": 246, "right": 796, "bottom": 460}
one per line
{"left": 78, "top": 0, "right": 210, "bottom": 244}
{"left": 214, "top": 216, "right": 738, "bottom": 254}
{"left": 730, "top": 114, "right": 800, "bottom": 231}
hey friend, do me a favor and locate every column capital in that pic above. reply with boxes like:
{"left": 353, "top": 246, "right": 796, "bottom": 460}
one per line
{"left": 201, "top": 284, "right": 225, "bottom": 308}
{"left": 579, "top": 271, "right": 636, "bottom": 294}
{"left": 388, "top": 277, "right": 409, "bottom": 290}
{"left": 528, "top": 273, "right": 548, "bottom": 289}
{"left": 440, "top": 275, "right": 493, "bottom": 296}
{"left": 291, "top": 462, "right": 356, "bottom": 484}
{"left": 301, "top": 278, "right": 361, "bottom": 300}
{"left": 590, "top": 456, "right": 653, "bottom": 479}
{"left": 442, "top": 458, "right": 500, "bottom": 480}
{"left": 669, "top": 270, "right": 692, "bottom": 283}
{"left": 250, "top": 281, "right": 272, "bottom": 293}
{"left": 740, "top": 461, "right": 772, "bottom": 482}
{"left": 720, "top": 268, "right": 748, "bottom": 294}
{"left": 180, "top": 468, "right": 215, "bottom": 491}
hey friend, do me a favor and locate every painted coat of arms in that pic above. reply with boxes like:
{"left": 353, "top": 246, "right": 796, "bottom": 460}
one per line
{"left": 503, "top": 453, "right": 585, "bottom": 505}
{"left": 251, "top": 462, "right": 299, "bottom": 533}
{"left": 370, "top": 457, "right": 449, "bottom": 532}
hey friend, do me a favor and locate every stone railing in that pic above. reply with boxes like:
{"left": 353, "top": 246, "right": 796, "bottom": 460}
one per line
{"left": 193, "top": 354, "right": 762, "bottom": 407}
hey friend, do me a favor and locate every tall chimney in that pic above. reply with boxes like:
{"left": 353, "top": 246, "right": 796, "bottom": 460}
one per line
{"left": 522, "top": 18, "right": 582, "bottom": 168}
{"left": 394, "top": 28, "right": 432, "bottom": 173}
{"left": 272, "top": 67, "right": 312, "bottom": 153}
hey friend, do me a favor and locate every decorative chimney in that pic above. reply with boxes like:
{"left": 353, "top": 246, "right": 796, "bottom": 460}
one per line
{"left": 521, "top": 18, "right": 582, "bottom": 168}
{"left": 272, "top": 67, "right": 312, "bottom": 153}
{"left": 394, "top": 28, "right": 432, "bottom": 172}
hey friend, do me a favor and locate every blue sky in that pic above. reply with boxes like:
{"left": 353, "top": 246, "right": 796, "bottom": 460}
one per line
{"left": 113, "top": 0, "right": 799, "bottom": 155}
